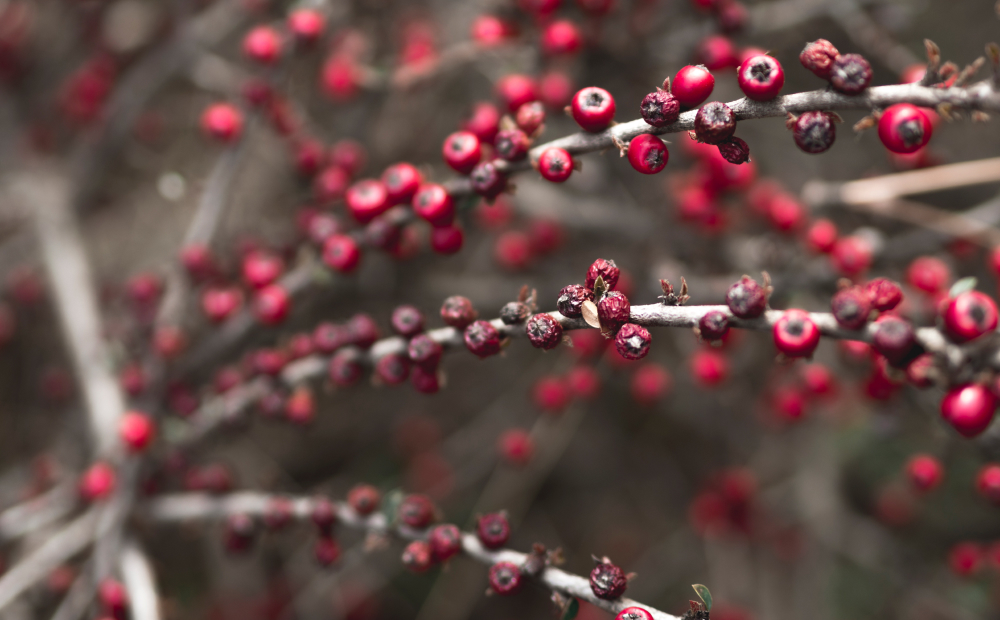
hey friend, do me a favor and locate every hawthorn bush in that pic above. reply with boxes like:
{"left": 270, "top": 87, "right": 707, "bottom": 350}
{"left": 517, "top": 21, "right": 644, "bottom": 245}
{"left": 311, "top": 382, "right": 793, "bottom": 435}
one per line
{"left": 0, "top": 0, "right": 999, "bottom": 619}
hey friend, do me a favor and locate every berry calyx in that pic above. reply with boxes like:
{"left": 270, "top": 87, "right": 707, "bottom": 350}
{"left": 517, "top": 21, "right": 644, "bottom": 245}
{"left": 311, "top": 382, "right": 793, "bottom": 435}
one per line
{"left": 773, "top": 309, "right": 820, "bottom": 358}
{"left": 793, "top": 111, "right": 836, "bottom": 154}
{"left": 626, "top": 134, "right": 669, "bottom": 174}
{"left": 799, "top": 39, "right": 839, "bottom": 79}
{"left": 829, "top": 54, "right": 873, "bottom": 95}
{"left": 942, "top": 290, "right": 998, "bottom": 343}
{"left": 878, "top": 104, "right": 932, "bottom": 154}
{"left": 726, "top": 275, "right": 768, "bottom": 318}
{"left": 640, "top": 89, "right": 681, "bottom": 127}
{"left": 672, "top": 65, "right": 715, "bottom": 108}
{"left": 570, "top": 87, "right": 616, "bottom": 132}
{"left": 488, "top": 561, "right": 523, "bottom": 595}
{"left": 590, "top": 557, "right": 628, "bottom": 599}
{"left": 538, "top": 147, "right": 574, "bottom": 183}
{"left": 441, "top": 131, "right": 481, "bottom": 174}
{"left": 525, "top": 313, "right": 563, "bottom": 350}
{"left": 736, "top": 54, "right": 784, "bottom": 100}
{"left": 616, "top": 608, "right": 654, "bottom": 620}
{"left": 476, "top": 512, "right": 510, "bottom": 549}
{"left": 464, "top": 320, "right": 502, "bottom": 358}
{"left": 119, "top": 411, "right": 155, "bottom": 452}
{"left": 693, "top": 101, "right": 736, "bottom": 144}
{"left": 615, "top": 323, "right": 651, "bottom": 360}
{"left": 940, "top": 384, "right": 996, "bottom": 438}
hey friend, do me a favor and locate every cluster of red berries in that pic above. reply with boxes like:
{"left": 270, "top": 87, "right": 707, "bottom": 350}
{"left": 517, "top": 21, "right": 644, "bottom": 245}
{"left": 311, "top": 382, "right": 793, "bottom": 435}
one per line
{"left": 689, "top": 468, "right": 757, "bottom": 537}
{"left": 947, "top": 540, "right": 1000, "bottom": 578}
{"left": 532, "top": 366, "right": 601, "bottom": 414}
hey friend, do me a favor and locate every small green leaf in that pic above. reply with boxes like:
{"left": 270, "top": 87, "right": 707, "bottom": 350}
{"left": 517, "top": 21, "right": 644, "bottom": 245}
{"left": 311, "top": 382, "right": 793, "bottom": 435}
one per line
{"left": 561, "top": 598, "right": 579, "bottom": 620}
{"left": 692, "top": 584, "right": 713, "bottom": 611}
{"left": 380, "top": 488, "right": 405, "bottom": 525}
{"left": 950, "top": 277, "right": 978, "bottom": 298}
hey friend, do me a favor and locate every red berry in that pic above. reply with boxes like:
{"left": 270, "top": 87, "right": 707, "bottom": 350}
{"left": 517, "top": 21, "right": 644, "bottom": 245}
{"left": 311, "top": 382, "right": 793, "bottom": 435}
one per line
{"left": 495, "top": 74, "right": 538, "bottom": 113}
{"left": 322, "top": 234, "right": 361, "bottom": 273}
{"left": 314, "top": 165, "right": 351, "bottom": 204}
{"left": 493, "top": 231, "right": 532, "bottom": 271}
{"left": 615, "top": 323, "right": 651, "bottom": 360}
{"left": 525, "top": 313, "right": 563, "bottom": 350}
{"left": 346, "top": 313, "right": 379, "bottom": 349}
{"left": 802, "top": 363, "right": 836, "bottom": 396}
{"left": 533, "top": 375, "right": 571, "bottom": 413}
{"left": 470, "top": 161, "right": 508, "bottom": 199}
{"left": 905, "top": 454, "right": 943, "bottom": 492}
{"left": 557, "top": 284, "right": 594, "bottom": 318}
{"left": 538, "top": 147, "right": 574, "bottom": 183}
{"left": 640, "top": 89, "right": 680, "bottom": 128}
{"left": 441, "top": 296, "right": 478, "bottom": 329}
{"left": 253, "top": 285, "right": 290, "bottom": 325}
{"left": 463, "top": 102, "right": 501, "bottom": 144}
{"left": 470, "top": 15, "right": 511, "bottom": 47}
{"left": 515, "top": 101, "right": 545, "bottom": 135}
{"left": 153, "top": 325, "right": 186, "bottom": 359}
{"left": 542, "top": 20, "right": 582, "bottom": 57}
{"left": 199, "top": 287, "right": 241, "bottom": 323}
{"left": 694, "top": 101, "right": 736, "bottom": 144}
{"left": 373, "top": 353, "right": 408, "bottom": 386}
{"left": 98, "top": 578, "right": 128, "bottom": 613}
{"left": 313, "top": 322, "right": 349, "bottom": 354}
{"left": 631, "top": 363, "right": 672, "bottom": 405}
{"left": 382, "top": 162, "right": 423, "bottom": 205}
{"left": 488, "top": 561, "right": 523, "bottom": 595}
{"left": 672, "top": 65, "right": 715, "bottom": 108}
{"left": 878, "top": 104, "right": 932, "bottom": 154}
{"left": 941, "top": 384, "right": 996, "bottom": 438}
{"left": 799, "top": 39, "right": 839, "bottom": 79}
{"left": 831, "top": 286, "right": 872, "bottom": 330}
{"left": 408, "top": 335, "right": 443, "bottom": 370}
{"left": 805, "top": 218, "right": 838, "bottom": 252}
{"left": 287, "top": 9, "right": 325, "bottom": 44}
{"left": 949, "top": 542, "right": 982, "bottom": 577}
{"left": 773, "top": 309, "right": 820, "bottom": 358}
{"left": 242, "top": 26, "right": 282, "bottom": 64}
{"left": 242, "top": 251, "right": 283, "bottom": 289}
{"left": 345, "top": 179, "right": 389, "bottom": 223}
{"left": 201, "top": 103, "right": 243, "bottom": 142}
{"left": 830, "top": 236, "right": 873, "bottom": 276}
{"left": 539, "top": 71, "right": 574, "bottom": 109}
{"left": 329, "top": 350, "right": 362, "bottom": 386}
{"left": 586, "top": 258, "right": 620, "bottom": 290}
{"left": 120, "top": 364, "right": 147, "bottom": 396}
{"left": 717, "top": 137, "right": 750, "bottom": 165}
{"left": 412, "top": 183, "right": 455, "bottom": 227}
{"left": 411, "top": 364, "right": 441, "bottom": 394}
{"left": 79, "top": 462, "right": 115, "bottom": 501}
{"left": 119, "top": 411, "right": 154, "bottom": 452}
{"left": 430, "top": 225, "right": 464, "bottom": 254}
{"left": 977, "top": 464, "right": 1000, "bottom": 503}
{"left": 726, "top": 275, "right": 767, "bottom": 318}
{"left": 329, "top": 139, "right": 366, "bottom": 176}
{"left": 829, "top": 54, "right": 873, "bottom": 95}
{"left": 907, "top": 256, "right": 950, "bottom": 294}
{"left": 698, "top": 310, "right": 730, "bottom": 341}
{"left": 320, "top": 56, "right": 358, "bottom": 101}
{"left": 441, "top": 131, "right": 481, "bottom": 174}
{"left": 314, "top": 536, "right": 340, "bottom": 567}
{"left": 691, "top": 349, "right": 728, "bottom": 386}
{"left": 597, "top": 290, "right": 631, "bottom": 331}
{"left": 476, "top": 512, "right": 510, "bottom": 549}
{"left": 737, "top": 55, "right": 784, "bottom": 100}
{"left": 570, "top": 87, "right": 616, "bottom": 132}
{"left": 590, "top": 558, "right": 628, "bottom": 599}
{"left": 793, "top": 111, "right": 836, "bottom": 154}
{"left": 696, "top": 35, "right": 738, "bottom": 70}
{"left": 616, "top": 608, "right": 654, "bottom": 620}
{"left": 399, "top": 494, "right": 435, "bottom": 528}
{"left": 871, "top": 316, "right": 918, "bottom": 367}
{"left": 401, "top": 540, "right": 433, "bottom": 573}
{"left": 942, "top": 290, "right": 998, "bottom": 343}
{"left": 495, "top": 128, "right": 531, "bottom": 161}
{"left": 464, "top": 320, "right": 501, "bottom": 358}
{"left": 498, "top": 429, "right": 534, "bottom": 466}
{"left": 429, "top": 524, "right": 463, "bottom": 562}
{"left": 627, "top": 134, "right": 669, "bottom": 174}
{"left": 284, "top": 386, "right": 315, "bottom": 424}
{"left": 388, "top": 305, "right": 423, "bottom": 338}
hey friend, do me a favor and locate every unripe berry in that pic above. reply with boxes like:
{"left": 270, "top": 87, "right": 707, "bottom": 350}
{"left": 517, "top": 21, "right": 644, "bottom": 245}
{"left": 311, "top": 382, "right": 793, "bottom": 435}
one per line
{"left": 429, "top": 524, "right": 463, "bottom": 562}
{"left": 615, "top": 323, "right": 651, "bottom": 360}
{"left": 441, "top": 131, "right": 481, "bottom": 174}
{"left": 476, "top": 512, "right": 511, "bottom": 549}
{"left": 773, "top": 309, "right": 820, "bottom": 358}
{"left": 793, "top": 111, "right": 836, "bottom": 154}
{"left": 878, "top": 103, "right": 932, "bottom": 154}
{"left": 831, "top": 286, "right": 872, "bottom": 330}
{"left": 906, "top": 454, "right": 943, "bottom": 492}
{"left": 329, "top": 349, "right": 363, "bottom": 386}
{"left": 287, "top": 9, "right": 325, "bottom": 44}
{"left": 495, "top": 74, "right": 538, "bottom": 112}
{"left": 119, "top": 411, "right": 154, "bottom": 452}
{"left": 570, "top": 87, "right": 616, "bottom": 132}
{"left": 441, "top": 296, "right": 478, "bottom": 329}
{"left": 942, "top": 290, "right": 998, "bottom": 343}
{"left": 402, "top": 540, "right": 433, "bottom": 573}
{"left": 640, "top": 89, "right": 680, "bottom": 127}
{"left": 907, "top": 256, "right": 950, "bottom": 294}
{"left": 515, "top": 101, "right": 545, "bottom": 134}
{"left": 470, "top": 161, "right": 507, "bottom": 199}
{"left": 489, "top": 561, "right": 523, "bottom": 595}
{"left": 382, "top": 162, "right": 423, "bottom": 205}
{"left": 525, "top": 313, "right": 563, "bottom": 350}
{"left": 498, "top": 429, "right": 534, "bottom": 466}
{"left": 597, "top": 290, "right": 631, "bottom": 332}
{"left": 691, "top": 349, "right": 728, "bottom": 386}
{"left": 616, "top": 607, "right": 654, "bottom": 620}
{"left": 541, "top": 20, "right": 583, "bottom": 56}
{"left": 464, "top": 320, "right": 502, "bottom": 358}
{"left": 940, "top": 384, "right": 996, "bottom": 438}
{"left": 557, "top": 284, "right": 594, "bottom": 318}
{"left": 694, "top": 101, "right": 736, "bottom": 145}
{"left": 799, "top": 39, "right": 839, "bottom": 79}
{"left": 830, "top": 236, "right": 873, "bottom": 276}
{"left": 672, "top": 65, "right": 714, "bottom": 108}
{"left": 586, "top": 258, "right": 620, "bottom": 290}
{"left": 829, "top": 54, "right": 873, "bottom": 95}
{"left": 201, "top": 103, "right": 243, "bottom": 142}
{"left": 495, "top": 128, "right": 530, "bottom": 161}
{"left": 242, "top": 26, "right": 282, "bottom": 64}
{"left": 696, "top": 35, "right": 738, "bottom": 71}
{"left": 322, "top": 234, "right": 361, "bottom": 274}
{"left": 79, "top": 462, "right": 115, "bottom": 501}
{"left": 413, "top": 183, "right": 455, "bottom": 227}
{"left": 698, "top": 310, "right": 730, "bottom": 341}
{"left": 737, "top": 55, "right": 784, "bottom": 100}
{"left": 726, "top": 275, "right": 767, "bottom": 318}
{"left": 976, "top": 464, "right": 1000, "bottom": 503}
{"left": 315, "top": 536, "right": 341, "bottom": 567}
{"left": 399, "top": 494, "right": 435, "bottom": 528}
{"left": 430, "top": 225, "right": 464, "bottom": 255}
{"left": 590, "top": 558, "right": 628, "bottom": 599}
{"left": 347, "top": 484, "right": 381, "bottom": 515}
{"left": 627, "top": 134, "right": 669, "bottom": 174}
{"left": 253, "top": 284, "right": 290, "bottom": 325}
{"left": 538, "top": 147, "right": 574, "bottom": 183}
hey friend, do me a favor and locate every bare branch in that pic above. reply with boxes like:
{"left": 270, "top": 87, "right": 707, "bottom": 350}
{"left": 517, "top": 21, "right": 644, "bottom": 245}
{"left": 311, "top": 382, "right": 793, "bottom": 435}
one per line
{"left": 119, "top": 540, "right": 161, "bottom": 620}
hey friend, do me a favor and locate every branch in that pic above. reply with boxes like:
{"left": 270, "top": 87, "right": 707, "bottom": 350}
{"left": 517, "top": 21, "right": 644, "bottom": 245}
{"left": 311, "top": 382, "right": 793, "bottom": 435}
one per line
{"left": 119, "top": 539, "right": 161, "bottom": 620}
{"left": 0, "top": 482, "right": 76, "bottom": 542}
{"left": 141, "top": 492, "right": 682, "bottom": 620}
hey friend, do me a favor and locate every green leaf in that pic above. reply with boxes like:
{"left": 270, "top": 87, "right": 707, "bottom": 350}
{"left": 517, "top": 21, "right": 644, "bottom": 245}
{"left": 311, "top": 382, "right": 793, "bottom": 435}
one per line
{"left": 561, "top": 598, "right": 579, "bottom": 620}
{"left": 380, "top": 488, "right": 404, "bottom": 525}
{"left": 950, "top": 277, "right": 978, "bottom": 298}
{"left": 692, "top": 584, "right": 713, "bottom": 611}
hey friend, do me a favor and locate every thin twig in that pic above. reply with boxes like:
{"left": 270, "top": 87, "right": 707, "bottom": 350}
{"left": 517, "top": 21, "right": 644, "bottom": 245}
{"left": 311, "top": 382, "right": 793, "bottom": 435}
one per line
{"left": 119, "top": 539, "right": 161, "bottom": 620}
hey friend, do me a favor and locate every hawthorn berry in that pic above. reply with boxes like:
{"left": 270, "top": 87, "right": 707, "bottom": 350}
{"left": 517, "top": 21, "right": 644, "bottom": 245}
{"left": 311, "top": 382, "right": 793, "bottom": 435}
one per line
{"left": 977, "top": 464, "right": 1000, "bottom": 503}
{"left": 431, "top": 225, "right": 464, "bottom": 254}
{"left": 717, "top": 0, "right": 749, "bottom": 32}
{"left": 441, "top": 296, "right": 478, "bottom": 329}
{"left": 313, "top": 322, "right": 349, "bottom": 354}
{"left": 878, "top": 104, "right": 932, "bottom": 154}
{"left": 287, "top": 9, "right": 325, "bottom": 44}
{"left": 399, "top": 494, "right": 436, "bottom": 528}
{"left": 539, "top": 71, "right": 574, "bottom": 109}
{"left": 382, "top": 162, "right": 423, "bottom": 205}
{"left": 329, "top": 349, "right": 363, "bottom": 386}
{"left": 534, "top": 375, "right": 571, "bottom": 413}
{"left": 872, "top": 316, "right": 919, "bottom": 367}
{"left": 799, "top": 39, "right": 839, "bottom": 79}
{"left": 525, "top": 313, "right": 563, "bottom": 350}
{"left": 672, "top": 65, "right": 715, "bottom": 108}
{"left": 314, "top": 165, "right": 351, "bottom": 203}
{"left": 498, "top": 429, "right": 534, "bottom": 465}
{"left": 586, "top": 258, "right": 620, "bottom": 290}
{"left": 463, "top": 102, "right": 501, "bottom": 144}
{"left": 906, "top": 353, "right": 935, "bottom": 388}
{"left": 98, "top": 579, "right": 128, "bottom": 613}
{"left": 627, "top": 134, "right": 668, "bottom": 174}
{"left": 570, "top": 87, "right": 616, "bottom": 132}
{"left": 242, "top": 26, "right": 282, "bottom": 64}
{"left": 391, "top": 305, "right": 424, "bottom": 337}
{"left": 590, "top": 558, "right": 628, "bottom": 599}
{"left": 793, "top": 111, "right": 836, "bottom": 154}
{"left": 441, "top": 131, "right": 481, "bottom": 174}
{"left": 201, "top": 287, "right": 242, "bottom": 323}
{"left": 907, "top": 256, "right": 950, "bottom": 294}
{"left": 616, "top": 607, "right": 654, "bottom": 620}
{"left": 253, "top": 284, "right": 290, "bottom": 325}
{"left": 119, "top": 411, "right": 154, "bottom": 452}
{"left": 726, "top": 275, "right": 767, "bottom": 318}
{"left": 429, "top": 524, "right": 463, "bottom": 562}
{"left": 737, "top": 55, "right": 784, "bottom": 100}
{"left": 330, "top": 140, "right": 366, "bottom": 176}
{"left": 906, "top": 454, "right": 943, "bottom": 492}
{"left": 315, "top": 536, "right": 341, "bottom": 567}
{"left": 717, "top": 137, "right": 750, "bottom": 165}
{"left": 322, "top": 234, "right": 361, "bottom": 273}
{"left": 940, "top": 384, "right": 996, "bottom": 438}
{"left": 464, "top": 320, "right": 502, "bottom": 358}
{"left": 773, "top": 309, "right": 820, "bottom": 358}
{"left": 831, "top": 286, "right": 872, "bottom": 330}
{"left": 515, "top": 101, "right": 546, "bottom": 134}
{"left": 631, "top": 363, "right": 672, "bottom": 405}
{"left": 154, "top": 325, "right": 186, "bottom": 359}
{"left": 309, "top": 497, "right": 337, "bottom": 534}
{"left": 201, "top": 103, "right": 243, "bottom": 142}
{"left": 375, "top": 354, "right": 410, "bottom": 385}
{"left": 476, "top": 512, "right": 511, "bottom": 549}
{"left": 500, "top": 301, "right": 532, "bottom": 325}
{"left": 495, "top": 128, "right": 530, "bottom": 161}
{"left": 488, "top": 561, "right": 523, "bottom": 595}
{"left": 805, "top": 219, "right": 838, "bottom": 253}
{"left": 538, "top": 147, "right": 574, "bottom": 183}
{"left": 691, "top": 349, "right": 728, "bottom": 386}
{"left": 640, "top": 88, "right": 681, "bottom": 127}
{"left": 830, "top": 236, "right": 873, "bottom": 276}
{"left": 346, "top": 314, "right": 380, "bottom": 349}
{"left": 470, "top": 161, "right": 507, "bottom": 199}
{"left": 557, "top": 284, "right": 594, "bottom": 317}
{"left": 241, "top": 251, "right": 282, "bottom": 290}
{"left": 470, "top": 15, "right": 510, "bottom": 47}
{"left": 698, "top": 310, "right": 730, "bottom": 341}
{"left": 412, "top": 183, "right": 455, "bottom": 227}
{"left": 411, "top": 364, "right": 441, "bottom": 394}
{"left": 345, "top": 179, "right": 389, "bottom": 223}
{"left": 829, "top": 54, "right": 873, "bottom": 95}
{"left": 615, "top": 323, "right": 651, "bottom": 360}
{"left": 120, "top": 364, "right": 147, "bottom": 396}
{"left": 597, "top": 290, "right": 631, "bottom": 331}
{"left": 696, "top": 35, "right": 739, "bottom": 71}
{"left": 347, "top": 484, "right": 381, "bottom": 516}
{"left": 79, "top": 462, "right": 115, "bottom": 501}
{"left": 364, "top": 216, "right": 402, "bottom": 251}
{"left": 541, "top": 20, "right": 583, "bottom": 56}
{"left": 949, "top": 542, "right": 983, "bottom": 577}
{"left": 495, "top": 74, "right": 538, "bottom": 112}
{"left": 694, "top": 102, "right": 736, "bottom": 145}
{"left": 942, "top": 290, "right": 998, "bottom": 343}
{"left": 402, "top": 540, "right": 433, "bottom": 573}
{"left": 493, "top": 231, "right": 531, "bottom": 270}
